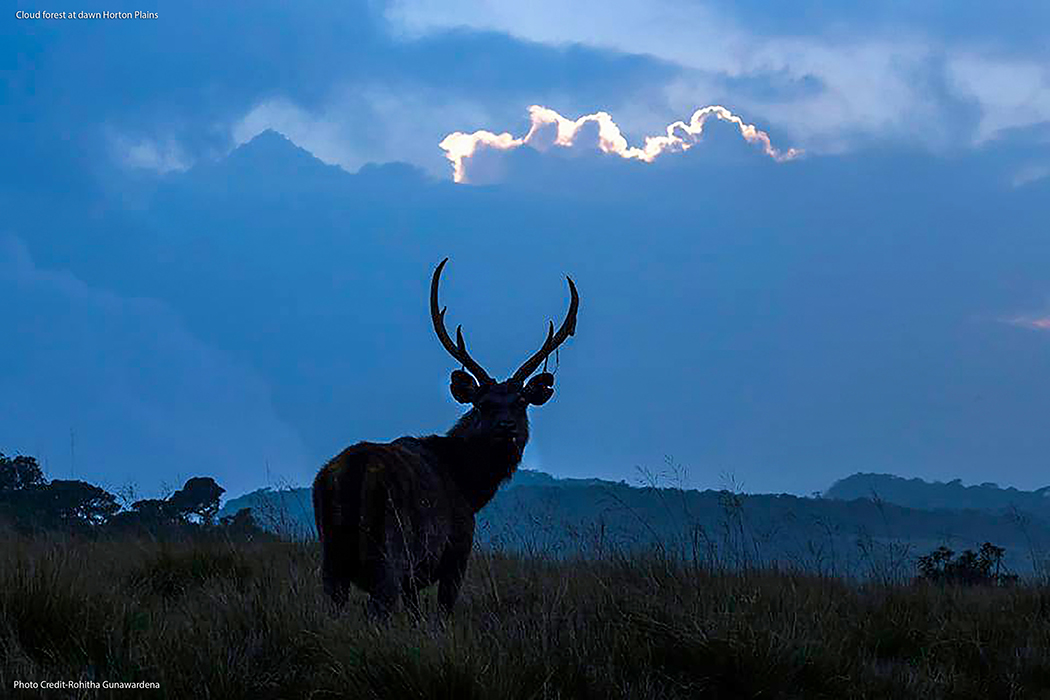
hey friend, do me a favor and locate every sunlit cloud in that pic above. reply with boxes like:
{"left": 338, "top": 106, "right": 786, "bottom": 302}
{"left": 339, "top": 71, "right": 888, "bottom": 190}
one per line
{"left": 1003, "top": 315, "right": 1050, "bottom": 331}
{"left": 439, "top": 104, "right": 800, "bottom": 183}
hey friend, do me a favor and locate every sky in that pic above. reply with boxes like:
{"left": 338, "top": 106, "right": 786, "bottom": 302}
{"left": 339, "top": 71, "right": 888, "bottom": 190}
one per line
{"left": 3, "top": 1, "right": 1050, "bottom": 499}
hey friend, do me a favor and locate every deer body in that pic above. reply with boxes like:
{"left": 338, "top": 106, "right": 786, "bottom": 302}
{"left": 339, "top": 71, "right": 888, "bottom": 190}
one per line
{"left": 313, "top": 259, "right": 578, "bottom": 617}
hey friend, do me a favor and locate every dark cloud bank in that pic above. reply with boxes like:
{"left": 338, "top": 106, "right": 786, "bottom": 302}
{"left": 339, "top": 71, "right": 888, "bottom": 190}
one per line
{"left": 3, "top": 0, "right": 678, "bottom": 186}
{"left": 4, "top": 120, "right": 1050, "bottom": 498}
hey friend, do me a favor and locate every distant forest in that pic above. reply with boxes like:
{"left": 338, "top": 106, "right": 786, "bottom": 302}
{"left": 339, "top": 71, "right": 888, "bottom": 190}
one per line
{"left": 223, "top": 469, "right": 1050, "bottom": 578}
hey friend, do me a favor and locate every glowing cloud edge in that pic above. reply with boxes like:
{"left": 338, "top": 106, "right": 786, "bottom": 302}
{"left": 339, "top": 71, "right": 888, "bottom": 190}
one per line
{"left": 1003, "top": 315, "right": 1050, "bottom": 331}
{"left": 439, "top": 104, "right": 802, "bottom": 183}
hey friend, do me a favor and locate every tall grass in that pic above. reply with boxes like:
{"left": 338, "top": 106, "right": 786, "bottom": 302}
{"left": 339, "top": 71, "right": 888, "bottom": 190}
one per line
{"left": 1, "top": 528, "right": 1048, "bottom": 699}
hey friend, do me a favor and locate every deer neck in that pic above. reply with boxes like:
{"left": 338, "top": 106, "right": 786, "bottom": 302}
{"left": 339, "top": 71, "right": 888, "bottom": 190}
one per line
{"left": 433, "top": 417, "right": 526, "bottom": 512}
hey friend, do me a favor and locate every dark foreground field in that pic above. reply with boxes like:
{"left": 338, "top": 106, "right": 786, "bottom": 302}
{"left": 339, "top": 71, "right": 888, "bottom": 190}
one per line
{"left": 1, "top": 533, "right": 1048, "bottom": 699}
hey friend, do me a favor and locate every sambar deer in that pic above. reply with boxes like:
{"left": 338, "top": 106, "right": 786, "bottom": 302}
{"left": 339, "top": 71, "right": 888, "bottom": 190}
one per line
{"left": 313, "top": 258, "right": 579, "bottom": 617}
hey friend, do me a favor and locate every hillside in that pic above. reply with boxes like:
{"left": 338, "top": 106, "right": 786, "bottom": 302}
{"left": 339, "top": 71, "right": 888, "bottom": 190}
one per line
{"left": 825, "top": 473, "right": 1050, "bottom": 517}
{"left": 222, "top": 470, "right": 1050, "bottom": 576}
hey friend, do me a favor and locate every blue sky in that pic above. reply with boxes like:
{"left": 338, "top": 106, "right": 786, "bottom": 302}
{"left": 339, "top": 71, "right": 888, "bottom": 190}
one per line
{"left": 4, "top": 1, "right": 1050, "bottom": 498}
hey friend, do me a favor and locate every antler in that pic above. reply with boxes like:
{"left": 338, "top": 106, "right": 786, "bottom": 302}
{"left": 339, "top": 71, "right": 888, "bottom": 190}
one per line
{"left": 511, "top": 275, "right": 579, "bottom": 383}
{"left": 431, "top": 258, "right": 494, "bottom": 385}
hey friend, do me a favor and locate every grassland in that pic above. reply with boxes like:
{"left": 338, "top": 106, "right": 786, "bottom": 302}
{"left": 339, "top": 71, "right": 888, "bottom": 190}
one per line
{"left": 1, "top": 530, "right": 1048, "bottom": 699}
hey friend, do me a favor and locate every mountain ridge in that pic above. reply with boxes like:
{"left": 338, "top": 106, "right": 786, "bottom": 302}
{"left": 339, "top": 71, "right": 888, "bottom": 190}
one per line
{"left": 165, "top": 128, "right": 433, "bottom": 198}
{"left": 825, "top": 472, "right": 1050, "bottom": 514}
{"left": 220, "top": 469, "right": 1050, "bottom": 576}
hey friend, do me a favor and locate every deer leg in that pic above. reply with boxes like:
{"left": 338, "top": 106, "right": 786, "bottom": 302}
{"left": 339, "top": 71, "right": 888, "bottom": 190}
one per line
{"left": 320, "top": 542, "right": 351, "bottom": 608}
{"left": 437, "top": 557, "right": 467, "bottom": 616}
{"left": 365, "top": 528, "right": 407, "bottom": 621}
{"left": 365, "top": 572, "right": 401, "bottom": 621}
{"left": 438, "top": 524, "right": 474, "bottom": 616}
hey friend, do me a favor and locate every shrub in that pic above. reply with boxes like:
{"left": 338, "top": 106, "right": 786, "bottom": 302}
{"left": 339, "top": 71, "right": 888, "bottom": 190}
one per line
{"left": 916, "top": 541, "right": 1019, "bottom": 587}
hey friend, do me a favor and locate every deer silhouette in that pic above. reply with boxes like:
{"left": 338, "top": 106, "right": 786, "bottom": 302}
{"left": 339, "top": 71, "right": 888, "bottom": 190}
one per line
{"left": 313, "top": 258, "right": 579, "bottom": 617}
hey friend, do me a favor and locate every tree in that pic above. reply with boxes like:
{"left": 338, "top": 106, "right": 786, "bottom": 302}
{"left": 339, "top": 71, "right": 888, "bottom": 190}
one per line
{"left": 0, "top": 453, "right": 45, "bottom": 492}
{"left": 37, "top": 480, "right": 120, "bottom": 527}
{"left": 105, "top": 479, "right": 232, "bottom": 538}
{"left": 219, "top": 507, "right": 266, "bottom": 541}
{"left": 167, "top": 477, "right": 225, "bottom": 525}
{"left": 130, "top": 498, "right": 175, "bottom": 521}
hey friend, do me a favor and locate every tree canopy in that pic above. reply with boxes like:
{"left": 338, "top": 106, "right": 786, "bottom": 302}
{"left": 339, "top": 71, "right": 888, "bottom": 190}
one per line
{"left": 0, "top": 451, "right": 262, "bottom": 540}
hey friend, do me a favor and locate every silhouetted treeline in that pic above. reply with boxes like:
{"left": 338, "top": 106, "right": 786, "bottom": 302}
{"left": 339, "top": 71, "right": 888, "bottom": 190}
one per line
{"left": 0, "top": 451, "right": 269, "bottom": 541}
{"left": 825, "top": 472, "right": 1050, "bottom": 516}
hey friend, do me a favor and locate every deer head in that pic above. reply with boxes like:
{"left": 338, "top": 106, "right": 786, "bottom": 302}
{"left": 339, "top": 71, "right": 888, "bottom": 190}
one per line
{"left": 431, "top": 257, "right": 579, "bottom": 452}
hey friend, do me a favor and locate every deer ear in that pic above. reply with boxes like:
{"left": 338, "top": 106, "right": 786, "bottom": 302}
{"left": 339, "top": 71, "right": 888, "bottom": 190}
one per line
{"left": 450, "top": 370, "right": 478, "bottom": 404}
{"left": 523, "top": 372, "right": 555, "bottom": 406}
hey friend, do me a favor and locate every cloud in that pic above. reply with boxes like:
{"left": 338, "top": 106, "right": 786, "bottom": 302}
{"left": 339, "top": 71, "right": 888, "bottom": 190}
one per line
{"left": 8, "top": 0, "right": 680, "bottom": 184}
{"left": 440, "top": 104, "right": 800, "bottom": 183}
{"left": 12, "top": 0, "right": 1044, "bottom": 186}
{"left": 1012, "top": 163, "right": 1050, "bottom": 188}
{"left": 1003, "top": 315, "right": 1050, "bottom": 331}
{"left": 947, "top": 54, "right": 1050, "bottom": 143}
{"left": 0, "top": 235, "right": 310, "bottom": 498}
{"left": 389, "top": 0, "right": 1050, "bottom": 152}
{"left": 109, "top": 132, "right": 192, "bottom": 173}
